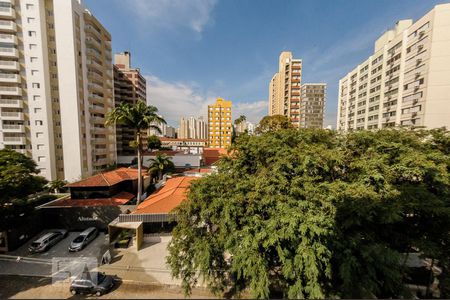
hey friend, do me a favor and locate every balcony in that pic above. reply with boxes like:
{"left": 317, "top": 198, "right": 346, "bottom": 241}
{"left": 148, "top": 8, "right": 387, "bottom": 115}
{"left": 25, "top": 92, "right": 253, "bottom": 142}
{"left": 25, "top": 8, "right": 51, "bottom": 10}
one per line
{"left": 86, "top": 48, "right": 101, "bottom": 59}
{"left": 0, "top": 73, "right": 20, "bottom": 83}
{"left": 86, "top": 36, "right": 102, "bottom": 49}
{"left": 88, "top": 71, "right": 103, "bottom": 81}
{"left": 89, "top": 104, "right": 105, "bottom": 113}
{"left": 0, "top": 98, "right": 22, "bottom": 108}
{"left": 0, "top": 6, "right": 15, "bottom": 19}
{"left": 0, "top": 47, "right": 18, "bottom": 58}
{"left": 88, "top": 82, "right": 103, "bottom": 91}
{"left": 2, "top": 124, "right": 24, "bottom": 133}
{"left": 3, "top": 136, "right": 26, "bottom": 145}
{"left": 0, "top": 33, "right": 17, "bottom": 44}
{"left": 1, "top": 111, "right": 23, "bottom": 120}
{"left": 87, "top": 59, "right": 103, "bottom": 71}
{"left": 0, "top": 60, "right": 19, "bottom": 71}
{"left": 0, "top": 20, "right": 16, "bottom": 32}
{"left": 0, "top": 85, "right": 21, "bottom": 95}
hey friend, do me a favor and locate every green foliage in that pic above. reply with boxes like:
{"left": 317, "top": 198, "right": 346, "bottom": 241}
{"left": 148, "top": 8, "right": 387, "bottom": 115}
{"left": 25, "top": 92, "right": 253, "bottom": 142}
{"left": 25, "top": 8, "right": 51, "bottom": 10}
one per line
{"left": 0, "top": 148, "right": 47, "bottom": 204}
{"left": 147, "top": 135, "right": 162, "bottom": 151}
{"left": 148, "top": 154, "right": 175, "bottom": 180}
{"left": 167, "top": 128, "right": 450, "bottom": 298}
{"left": 105, "top": 101, "right": 166, "bottom": 204}
{"left": 234, "top": 115, "right": 247, "bottom": 126}
{"left": 45, "top": 179, "right": 68, "bottom": 194}
{"left": 256, "top": 115, "right": 294, "bottom": 134}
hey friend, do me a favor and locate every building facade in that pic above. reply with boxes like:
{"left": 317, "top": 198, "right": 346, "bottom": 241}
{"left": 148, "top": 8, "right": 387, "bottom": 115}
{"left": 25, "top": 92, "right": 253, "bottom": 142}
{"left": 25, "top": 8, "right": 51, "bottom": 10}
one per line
{"left": 337, "top": 4, "right": 450, "bottom": 131}
{"left": 300, "top": 84, "right": 326, "bottom": 128}
{"left": 208, "top": 98, "right": 232, "bottom": 148}
{"left": 177, "top": 116, "right": 207, "bottom": 139}
{"left": 113, "top": 51, "right": 146, "bottom": 155}
{"left": 0, "top": 0, "right": 115, "bottom": 181}
{"left": 149, "top": 122, "right": 176, "bottom": 138}
{"left": 159, "top": 137, "right": 207, "bottom": 154}
{"left": 268, "top": 51, "right": 302, "bottom": 127}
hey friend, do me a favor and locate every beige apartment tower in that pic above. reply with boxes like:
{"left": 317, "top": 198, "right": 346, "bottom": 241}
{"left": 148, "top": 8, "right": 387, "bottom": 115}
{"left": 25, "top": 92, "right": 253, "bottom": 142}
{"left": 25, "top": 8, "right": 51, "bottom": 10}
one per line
{"left": 268, "top": 51, "right": 302, "bottom": 127}
{"left": 337, "top": 4, "right": 450, "bottom": 131}
{"left": 300, "top": 84, "right": 326, "bottom": 128}
{"left": 114, "top": 51, "right": 146, "bottom": 155}
{"left": 208, "top": 98, "right": 232, "bottom": 148}
{"left": 0, "top": 0, "right": 115, "bottom": 181}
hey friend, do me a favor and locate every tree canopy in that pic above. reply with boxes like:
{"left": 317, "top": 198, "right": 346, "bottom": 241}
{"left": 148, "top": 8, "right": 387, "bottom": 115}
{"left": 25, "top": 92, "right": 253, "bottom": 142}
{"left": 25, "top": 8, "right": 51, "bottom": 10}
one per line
{"left": 167, "top": 128, "right": 450, "bottom": 298}
{"left": 0, "top": 149, "right": 47, "bottom": 204}
{"left": 147, "top": 135, "right": 162, "bottom": 151}
{"left": 256, "top": 115, "right": 293, "bottom": 134}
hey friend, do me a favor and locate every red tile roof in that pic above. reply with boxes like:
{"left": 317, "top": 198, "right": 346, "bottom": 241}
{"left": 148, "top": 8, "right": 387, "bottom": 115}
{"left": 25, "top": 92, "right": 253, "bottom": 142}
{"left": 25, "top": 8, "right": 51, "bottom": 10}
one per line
{"left": 142, "top": 150, "right": 182, "bottom": 156}
{"left": 203, "top": 148, "right": 228, "bottom": 165}
{"left": 66, "top": 168, "right": 145, "bottom": 188}
{"left": 44, "top": 191, "right": 135, "bottom": 207}
{"left": 133, "top": 176, "right": 198, "bottom": 214}
{"left": 184, "top": 168, "right": 213, "bottom": 174}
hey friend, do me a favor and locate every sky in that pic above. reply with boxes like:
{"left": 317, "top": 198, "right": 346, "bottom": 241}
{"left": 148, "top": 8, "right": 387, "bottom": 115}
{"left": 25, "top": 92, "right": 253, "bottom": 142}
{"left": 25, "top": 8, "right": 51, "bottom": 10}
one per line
{"left": 85, "top": 0, "right": 447, "bottom": 128}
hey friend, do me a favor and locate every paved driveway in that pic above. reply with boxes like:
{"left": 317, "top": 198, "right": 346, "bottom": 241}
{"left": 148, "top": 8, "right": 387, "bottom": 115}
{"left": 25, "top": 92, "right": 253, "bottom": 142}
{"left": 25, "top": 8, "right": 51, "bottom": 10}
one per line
{"left": 0, "top": 231, "right": 108, "bottom": 277}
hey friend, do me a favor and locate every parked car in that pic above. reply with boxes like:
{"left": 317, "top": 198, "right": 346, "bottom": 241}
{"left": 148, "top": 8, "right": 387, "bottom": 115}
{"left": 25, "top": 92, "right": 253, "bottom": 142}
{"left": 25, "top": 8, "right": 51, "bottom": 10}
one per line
{"left": 69, "top": 227, "right": 98, "bottom": 252}
{"left": 70, "top": 272, "right": 115, "bottom": 296}
{"left": 28, "top": 230, "right": 68, "bottom": 253}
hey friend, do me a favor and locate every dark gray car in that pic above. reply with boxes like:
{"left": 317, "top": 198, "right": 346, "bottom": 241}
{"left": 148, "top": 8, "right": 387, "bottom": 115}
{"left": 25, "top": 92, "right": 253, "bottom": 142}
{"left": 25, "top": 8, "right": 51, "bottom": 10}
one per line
{"left": 69, "top": 227, "right": 98, "bottom": 252}
{"left": 70, "top": 272, "right": 115, "bottom": 296}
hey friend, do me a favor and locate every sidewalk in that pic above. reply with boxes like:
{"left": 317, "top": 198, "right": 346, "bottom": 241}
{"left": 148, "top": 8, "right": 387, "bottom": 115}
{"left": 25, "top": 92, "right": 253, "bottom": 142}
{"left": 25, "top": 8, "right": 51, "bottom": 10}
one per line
{"left": 99, "top": 236, "right": 182, "bottom": 286}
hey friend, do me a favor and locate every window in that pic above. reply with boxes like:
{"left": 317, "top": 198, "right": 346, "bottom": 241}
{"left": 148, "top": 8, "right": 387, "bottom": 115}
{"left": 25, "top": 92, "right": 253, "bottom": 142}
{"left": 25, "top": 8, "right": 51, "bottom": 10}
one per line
{"left": 37, "top": 156, "right": 46, "bottom": 162}
{"left": 27, "top": 17, "right": 35, "bottom": 24}
{"left": 26, "top": 4, "right": 34, "bottom": 10}
{"left": 33, "top": 95, "right": 41, "bottom": 101}
{"left": 28, "top": 31, "right": 36, "bottom": 37}
{"left": 29, "top": 44, "right": 37, "bottom": 50}
{"left": 34, "top": 108, "right": 42, "bottom": 113}
{"left": 30, "top": 57, "right": 38, "bottom": 63}
{"left": 37, "top": 144, "right": 44, "bottom": 150}
{"left": 32, "top": 83, "right": 40, "bottom": 88}
{"left": 35, "top": 120, "right": 43, "bottom": 126}
{"left": 31, "top": 70, "right": 38, "bottom": 75}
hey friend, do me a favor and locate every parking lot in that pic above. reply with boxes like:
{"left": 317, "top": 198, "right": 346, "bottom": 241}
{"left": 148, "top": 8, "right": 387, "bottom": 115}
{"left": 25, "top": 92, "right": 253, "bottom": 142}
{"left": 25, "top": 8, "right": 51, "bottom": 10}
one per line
{"left": 0, "top": 230, "right": 108, "bottom": 278}
{"left": 10, "top": 230, "right": 108, "bottom": 259}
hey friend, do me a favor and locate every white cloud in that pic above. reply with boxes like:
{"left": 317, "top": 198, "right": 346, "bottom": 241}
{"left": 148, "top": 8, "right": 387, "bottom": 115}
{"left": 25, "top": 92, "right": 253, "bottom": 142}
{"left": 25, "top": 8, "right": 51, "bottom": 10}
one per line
{"left": 124, "top": 0, "right": 217, "bottom": 35}
{"left": 233, "top": 101, "right": 267, "bottom": 125}
{"left": 145, "top": 74, "right": 267, "bottom": 127}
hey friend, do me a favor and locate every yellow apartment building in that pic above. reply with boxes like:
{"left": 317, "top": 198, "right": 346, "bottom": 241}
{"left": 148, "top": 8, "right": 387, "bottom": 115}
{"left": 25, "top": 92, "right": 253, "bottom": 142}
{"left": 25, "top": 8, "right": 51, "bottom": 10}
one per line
{"left": 207, "top": 98, "right": 232, "bottom": 148}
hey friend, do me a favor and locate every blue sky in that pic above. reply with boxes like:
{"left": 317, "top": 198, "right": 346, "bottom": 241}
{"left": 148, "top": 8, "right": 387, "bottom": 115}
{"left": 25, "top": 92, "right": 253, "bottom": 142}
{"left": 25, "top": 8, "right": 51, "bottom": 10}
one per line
{"left": 85, "top": 0, "right": 447, "bottom": 127}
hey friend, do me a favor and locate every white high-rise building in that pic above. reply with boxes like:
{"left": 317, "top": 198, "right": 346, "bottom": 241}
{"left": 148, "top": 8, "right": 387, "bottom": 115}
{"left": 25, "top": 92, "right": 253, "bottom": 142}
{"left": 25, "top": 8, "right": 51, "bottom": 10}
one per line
{"left": 0, "top": 0, "right": 115, "bottom": 181}
{"left": 337, "top": 4, "right": 450, "bottom": 131}
{"left": 177, "top": 116, "right": 207, "bottom": 139}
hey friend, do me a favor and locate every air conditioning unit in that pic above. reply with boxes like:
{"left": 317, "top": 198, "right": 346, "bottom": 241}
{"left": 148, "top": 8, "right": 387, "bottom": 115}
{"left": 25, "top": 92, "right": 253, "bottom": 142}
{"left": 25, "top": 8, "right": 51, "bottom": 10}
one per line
{"left": 419, "top": 30, "right": 425, "bottom": 37}
{"left": 416, "top": 59, "right": 422, "bottom": 65}
{"left": 412, "top": 112, "right": 418, "bottom": 117}
{"left": 415, "top": 72, "right": 421, "bottom": 78}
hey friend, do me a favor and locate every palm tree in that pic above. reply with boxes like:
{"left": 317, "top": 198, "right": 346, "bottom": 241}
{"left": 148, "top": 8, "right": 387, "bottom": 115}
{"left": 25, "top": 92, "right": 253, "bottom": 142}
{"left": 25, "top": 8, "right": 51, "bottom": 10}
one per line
{"left": 148, "top": 154, "right": 174, "bottom": 181}
{"left": 46, "top": 179, "right": 68, "bottom": 194}
{"left": 234, "top": 115, "right": 247, "bottom": 126}
{"left": 105, "top": 101, "right": 166, "bottom": 205}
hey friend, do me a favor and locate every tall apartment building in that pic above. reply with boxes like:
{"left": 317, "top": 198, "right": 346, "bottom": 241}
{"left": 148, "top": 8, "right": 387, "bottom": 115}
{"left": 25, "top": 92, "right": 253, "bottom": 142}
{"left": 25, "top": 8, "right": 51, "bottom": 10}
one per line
{"left": 113, "top": 51, "right": 146, "bottom": 155}
{"left": 268, "top": 51, "right": 302, "bottom": 127}
{"left": 0, "top": 0, "right": 115, "bottom": 181}
{"left": 208, "top": 98, "right": 232, "bottom": 148}
{"left": 337, "top": 4, "right": 450, "bottom": 131}
{"left": 149, "top": 122, "right": 176, "bottom": 138}
{"left": 177, "top": 116, "right": 207, "bottom": 139}
{"left": 300, "top": 84, "right": 326, "bottom": 128}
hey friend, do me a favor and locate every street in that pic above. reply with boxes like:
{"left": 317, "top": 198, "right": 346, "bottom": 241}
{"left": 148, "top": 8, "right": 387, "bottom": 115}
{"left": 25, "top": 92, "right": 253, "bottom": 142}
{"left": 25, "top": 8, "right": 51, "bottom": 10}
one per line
{"left": 0, "top": 275, "right": 215, "bottom": 299}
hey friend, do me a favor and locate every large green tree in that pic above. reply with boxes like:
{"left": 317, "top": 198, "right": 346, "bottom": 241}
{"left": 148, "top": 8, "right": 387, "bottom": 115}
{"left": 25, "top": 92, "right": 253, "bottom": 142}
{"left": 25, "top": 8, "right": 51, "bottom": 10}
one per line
{"left": 147, "top": 135, "right": 162, "bottom": 151}
{"left": 256, "top": 115, "right": 293, "bottom": 134}
{"left": 167, "top": 128, "right": 450, "bottom": 298}
{"left": 105, "top": 101, "right": 165, "bottom": 205}
{"left": 0, "top": 149, "right": 47, "bottom": 204}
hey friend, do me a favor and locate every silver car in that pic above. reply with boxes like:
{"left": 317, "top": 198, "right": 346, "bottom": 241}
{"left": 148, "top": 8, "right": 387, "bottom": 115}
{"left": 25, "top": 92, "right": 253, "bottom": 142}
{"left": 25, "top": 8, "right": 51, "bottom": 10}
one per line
{"left": 28, "top": 230, "right": 68, "bottom": 253}
{"left": 69, "top": 227, "right": 98, "bottom": 252}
